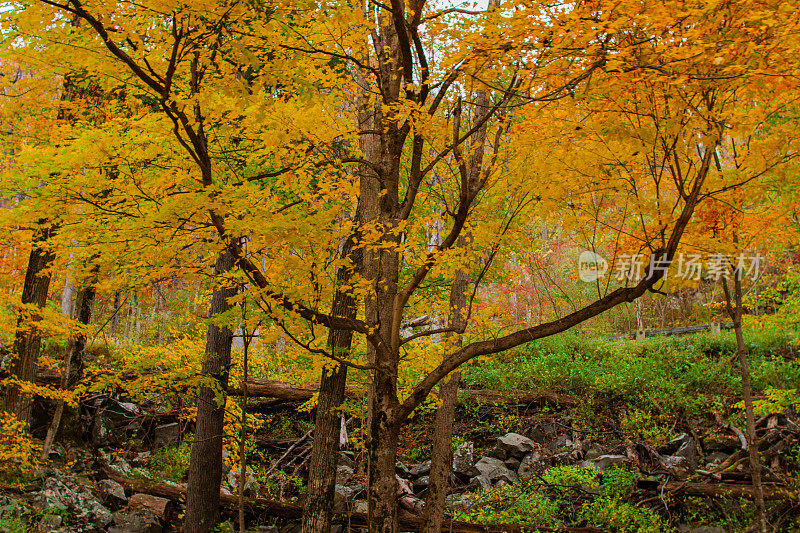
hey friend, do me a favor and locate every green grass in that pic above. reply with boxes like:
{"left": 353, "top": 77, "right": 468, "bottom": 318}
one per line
{"left": 461, "top": 326, "right": 800, "bottom": 416}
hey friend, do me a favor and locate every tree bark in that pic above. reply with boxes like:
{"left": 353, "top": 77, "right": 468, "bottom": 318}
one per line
{"left": 302, "top": 228, "right": 361, "bottom": 532}
{"left": 3, "top": 221, "right": 56, "bottom": 428}
{"left": 184, "top": 249, "right": 237, "bottom": 533}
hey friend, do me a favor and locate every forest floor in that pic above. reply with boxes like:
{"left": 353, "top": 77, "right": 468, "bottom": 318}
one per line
{"left": 2, "top": 327, "right": 800, "bottom": 532}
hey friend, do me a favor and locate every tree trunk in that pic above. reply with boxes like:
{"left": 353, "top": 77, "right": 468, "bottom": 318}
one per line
{"left": 421, "top": 370, "right": 459, "bottom": 531}
{"left": 722, "top": 273, "right": 767, "bottom": 533}
{"left": 302, "top": 228, "right": 361, "bottom": 532}
{"left": 302, "top": 363, "right": 348, "bottom": 532}
{"left": 184, "top": 249, "right": 237, "bottom": 533}
{"left": 3, "top": 221, "right": 56, "bottom": 427}
{"left": 41, "top": 282, "right": 96, "bottom": 460}
{"left": 109, "top": 290, "right": 121, "bottom": 338}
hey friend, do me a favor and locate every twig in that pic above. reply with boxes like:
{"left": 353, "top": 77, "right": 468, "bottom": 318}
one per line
{"left": 264, "top": 427, "right": 314, "bottom": 479}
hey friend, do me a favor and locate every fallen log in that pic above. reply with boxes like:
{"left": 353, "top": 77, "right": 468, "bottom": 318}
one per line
{"left": 104, "top": 470, "right": 601, "bottom": 532}
{"left": 663, "top": 481, "right": 800, "bottom": 501}
{"left": 231, "top": 380, "right": 577, "bottom": 407}
{"left": 227, "top": 379, "right": 361, "bottom": 401}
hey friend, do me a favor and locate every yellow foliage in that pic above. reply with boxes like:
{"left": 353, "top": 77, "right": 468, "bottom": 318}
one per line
{"left": 0, "top": 412, "right": 41, "bottom": 478}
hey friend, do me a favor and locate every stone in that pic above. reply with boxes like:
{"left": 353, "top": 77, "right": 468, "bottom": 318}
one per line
{"left": 112, "top": 459, "right": 133, "bottom": 477}
{"left": 338, "top": 451, "right": 354, "bottom": 470}
{"left": 472, "top": 474, "right": 492, "bottom": 490}
{"left": 662, "top": 455, "right": 691, "bottom": 479}
{"left": 504, "top": 457, "right": 521, "bottom": 471}
{"left": 336, "top": 465, "right": 354, "bottom": 485}
{"left": 469, "top": 456, "right": 517, "bottom": 484}
{"left": 445, "top": 494, "right": 473, "bottom": 512}
{"left": 550, "top": 451, "right": 573, "bottom": 466}
{"left": 98, "top": 478, "right": 128, "bottom": 504}
{"left": 152, "top": 423, "right": 181, "bottom": 449}
{"left": 518, "top": 452, "right": 548, "bottom": 478}
{"left": 33, "top": 475, "right": 112, "bottom": 528}
{"left": 409, "top": 461, "right": 431, "bottom": 478}
{"left": 353, "top": 500, "right": 369, "bottom": 514}
{"left": 413, "top": 476, "right": 429, "bottom": 491}
{"left": 591, "top": 455, "right": 627, "bottom": 472}
{"left": 705, "top": 452, "right": 729, "bottom": 465}
{"left": 334, "top": 483, "right": 363, "bottom": 512}
{"left": 452, "top": 442, "right": 474, "bottom": 474}
{"left": 584, "top": 443, "right": 605, "bottom": 461}
{"left": 132, "top": 452, "right": 151, "bottom": 466}
{"left": 495, "top": 433, "right": 536, "bottom": 459}
{"left": 550, "top": 434, "right": 573, "bottom": 451}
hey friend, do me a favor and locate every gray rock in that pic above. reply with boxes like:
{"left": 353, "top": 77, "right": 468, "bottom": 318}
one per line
{"left": 591, "top": 455, "right": 627, "bottom": 471}
{"left": 333, "top": 485, "right": 349, "bottom": 513}
{"left": 132, "top": 452, "right": 151, "bottom": 466}
{"left": 662, "top": 455, "right": 691, "bottom": 479}
{"left": 472, "top": 474, "right": 492, "bottom": 490}
{"left": 550, "top": 434, "right": 573, "bottom": 451}
{"left": 504, "top": 457, "right": 521, "bottom": 471}
{"left": 413, "top": 476, "right": 429, "bottom": 490}
{"left": 452, "top": 442, "right": 474, "bottom": 474}
{"left": 33, "top": 475, "right": 112, "bottom": 528}
{"left": 518, "top": 452, "right": 548, "bottom": 478}
{"left": 354, "top": 500, "right": 369, "bottom": 514}
{"left": 338, "top": 451, "right": 354, "bottom": 470}
{"left": 705, "top": 452, "right": 729, "bottom": 465}
{"left": 550, "top": 451, "right": 573, "bottom": 466}
{"left": 445, "top": 494, "right": 473, "bottom": 511}
{"left": 112, "top": 459, "right": 133, "bottom": 477}
{"left": 495, "top": 433, "right": 535, "bottom": 459}
{"left": 584, "top": 444, "right": 605, "bottom": 461}
{"left": 409, "top": 461, "right": 431, "bottom": 478}
{"left": 152, "top": 423, "right": 181, "bottom": 449}
{"left": 98, "top": 478, "right": 128, "bottom": 504}
{"left": 336, "top": 465, "right": 354, "bottom": 485}
{"left": 469, "top": 456, "right": 517, "bottom": 485}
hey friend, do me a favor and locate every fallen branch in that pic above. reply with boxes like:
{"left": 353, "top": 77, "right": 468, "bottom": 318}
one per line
{"left": 663, "top": 481, "right": 800, "bottom": 501}
{"left": 714, "top": 412, "right": 748, "bottom": 450}
{"left": 104, "top": 470, "right": 601, "bottom": 532}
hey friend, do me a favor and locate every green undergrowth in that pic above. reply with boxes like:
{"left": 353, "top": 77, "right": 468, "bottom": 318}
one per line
{"left": 461, "top": 325, "right": 800, "bottom": 416}
{"left": 453, "top": 465, "right": 664, "bottom": 532}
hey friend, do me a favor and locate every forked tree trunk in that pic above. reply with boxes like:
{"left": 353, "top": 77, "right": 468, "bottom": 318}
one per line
{"left": 3, "top": 221, "right": 56, "bottom": 428}
{"left": 184, "top": 249, "right": 237, "bottom": 532}
{"left": 302, "top": 232, "right": 360, "bottom": 532}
